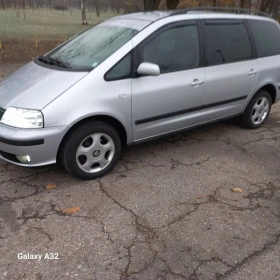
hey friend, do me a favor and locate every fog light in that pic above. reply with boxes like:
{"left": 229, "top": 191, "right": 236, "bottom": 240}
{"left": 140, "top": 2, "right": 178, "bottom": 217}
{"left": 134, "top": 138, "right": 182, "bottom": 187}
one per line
{"left": 16, "top": 155, "right": 31, "bottom": 164}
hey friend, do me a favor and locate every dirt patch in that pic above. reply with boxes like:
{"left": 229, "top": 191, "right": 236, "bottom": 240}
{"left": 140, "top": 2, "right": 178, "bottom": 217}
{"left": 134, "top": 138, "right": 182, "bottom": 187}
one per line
{"left": 0, "top": 40, "right": 64, "bottom": 64}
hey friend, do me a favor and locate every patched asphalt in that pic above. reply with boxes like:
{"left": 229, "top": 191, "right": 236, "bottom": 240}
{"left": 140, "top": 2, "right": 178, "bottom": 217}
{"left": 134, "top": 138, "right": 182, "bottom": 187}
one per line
{"left": 0, "top": 64, "right": 280, "bottom": 280}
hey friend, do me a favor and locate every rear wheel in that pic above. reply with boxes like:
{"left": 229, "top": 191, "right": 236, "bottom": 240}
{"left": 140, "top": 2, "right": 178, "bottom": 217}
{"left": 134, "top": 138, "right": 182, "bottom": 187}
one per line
{"left": 241, "top": 90, "right": 272, "bottom": 129}
{"left": 61, "top": 121, "right": 121, "bottom": 180}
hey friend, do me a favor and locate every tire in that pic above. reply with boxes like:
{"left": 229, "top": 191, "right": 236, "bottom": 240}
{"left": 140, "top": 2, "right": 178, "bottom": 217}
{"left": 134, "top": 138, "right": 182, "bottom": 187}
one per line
{"left": 61, "top": 121, "right": 121, "bottom": 180}
{"left": 240, "top": 90, "right": 272, "bottom": 129}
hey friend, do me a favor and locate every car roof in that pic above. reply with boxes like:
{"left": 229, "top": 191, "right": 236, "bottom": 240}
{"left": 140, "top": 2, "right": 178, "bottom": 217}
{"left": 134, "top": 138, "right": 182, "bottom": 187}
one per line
{"left": 113, "top": 11, "right": 173, "bottom": 23}
{"left": 113, "top": 10, "right": 272, "bottom": 23}
{"left": 106, "top": 10, "right": 275, "bottom": 31}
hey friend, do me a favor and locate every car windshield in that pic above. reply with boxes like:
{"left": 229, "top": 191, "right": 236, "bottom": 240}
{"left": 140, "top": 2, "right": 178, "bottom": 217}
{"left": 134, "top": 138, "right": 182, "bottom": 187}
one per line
{"left": 45, "top": 25, "right": 138, "bottom": 71}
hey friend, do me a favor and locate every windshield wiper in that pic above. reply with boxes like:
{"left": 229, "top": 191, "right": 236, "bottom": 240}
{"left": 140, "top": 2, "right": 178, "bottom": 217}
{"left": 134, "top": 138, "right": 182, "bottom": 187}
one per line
{"left": 38, "top": 56, "right": 71, "bottom": 69}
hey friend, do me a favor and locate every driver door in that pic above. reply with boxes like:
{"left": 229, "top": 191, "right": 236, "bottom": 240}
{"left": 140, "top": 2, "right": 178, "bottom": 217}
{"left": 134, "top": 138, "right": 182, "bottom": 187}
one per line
{"left": 132, "top": 21, "right": 205, "bottom": 141}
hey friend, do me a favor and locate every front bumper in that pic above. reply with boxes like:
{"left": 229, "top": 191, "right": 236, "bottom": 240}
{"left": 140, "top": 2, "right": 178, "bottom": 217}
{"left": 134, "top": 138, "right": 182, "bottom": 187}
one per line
{"left": 0, "top": 123, "right": 68, "bottom": 166}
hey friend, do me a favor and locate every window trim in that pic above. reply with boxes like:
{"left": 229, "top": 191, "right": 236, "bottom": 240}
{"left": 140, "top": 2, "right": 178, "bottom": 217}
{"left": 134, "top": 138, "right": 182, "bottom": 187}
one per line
{"left": 244, "top": 19, "right": 257, "bottom": 59}
{"left": 202, "top": 19, "right": 255, "bottom": 67}
{"left": 135, "top": 20, "right": 204, "bottom": 75}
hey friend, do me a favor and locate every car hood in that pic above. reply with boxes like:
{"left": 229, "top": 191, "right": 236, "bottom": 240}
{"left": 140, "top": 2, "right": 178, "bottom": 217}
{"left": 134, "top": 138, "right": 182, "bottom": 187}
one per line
{"left": 0, "top": 61, "right": 88, "bottom": 110}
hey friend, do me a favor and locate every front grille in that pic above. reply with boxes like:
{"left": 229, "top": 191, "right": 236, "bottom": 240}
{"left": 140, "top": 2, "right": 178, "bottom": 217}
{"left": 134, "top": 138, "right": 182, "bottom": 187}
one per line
{"left": 0, "top": 108, "right": 5, "bottom": 120}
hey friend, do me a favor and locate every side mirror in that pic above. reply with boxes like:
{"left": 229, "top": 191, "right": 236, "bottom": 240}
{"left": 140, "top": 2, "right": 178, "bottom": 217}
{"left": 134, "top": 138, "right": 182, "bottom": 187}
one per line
{"left": 137, "top": 62, "right": 160, "bottom": 76}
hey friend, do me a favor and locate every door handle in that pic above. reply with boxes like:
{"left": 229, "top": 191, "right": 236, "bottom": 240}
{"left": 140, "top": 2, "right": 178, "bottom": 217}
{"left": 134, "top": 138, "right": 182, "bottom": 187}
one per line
{"left": 248, "top": 69, "right": 258, "bottom": 75}
{"left": 190, "top": 79, "right": 204, "bottom": 87}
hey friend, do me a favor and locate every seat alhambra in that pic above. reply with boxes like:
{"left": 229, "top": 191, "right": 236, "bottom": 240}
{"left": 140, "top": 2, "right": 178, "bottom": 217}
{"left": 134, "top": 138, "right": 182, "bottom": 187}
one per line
{"left": 0, "top": 8, "right": 279, "bottom": 179}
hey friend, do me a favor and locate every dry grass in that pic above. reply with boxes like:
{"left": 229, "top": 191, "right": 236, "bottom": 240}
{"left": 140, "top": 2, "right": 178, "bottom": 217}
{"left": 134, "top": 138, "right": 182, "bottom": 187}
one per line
{"left": 0, "top": 8, "right": 116, "bottom": 41}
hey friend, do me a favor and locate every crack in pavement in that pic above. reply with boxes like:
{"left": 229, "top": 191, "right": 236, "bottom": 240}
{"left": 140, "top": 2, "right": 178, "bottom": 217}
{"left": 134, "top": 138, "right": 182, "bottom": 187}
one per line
{"left": 28, "top": 226, "right": 53, "bottom": 242}
{"left": 0, "top": 104, "right": 280, "bottom": 279}
{"left": 97, "top": 176, "right": 280, "bottom": 279}
{"left": 188, "top": 257, "right": 232, "bottom": 280}
{"left": 170, "top": 157, "right": 211, "bottom": 170}
{"left": 217, "top": 233, "right": 280, "bottom": 280}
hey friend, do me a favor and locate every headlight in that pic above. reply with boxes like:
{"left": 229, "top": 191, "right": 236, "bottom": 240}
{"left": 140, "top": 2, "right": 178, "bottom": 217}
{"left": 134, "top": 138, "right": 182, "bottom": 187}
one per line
{"left": 0, "top": 107, "right": 43, "bottom": 128}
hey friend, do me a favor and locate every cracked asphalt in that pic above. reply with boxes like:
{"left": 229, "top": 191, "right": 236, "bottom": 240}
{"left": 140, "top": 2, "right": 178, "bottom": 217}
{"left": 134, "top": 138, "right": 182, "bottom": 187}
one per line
{"left": 0, "top": 64, "right": 280, "bottom": 280}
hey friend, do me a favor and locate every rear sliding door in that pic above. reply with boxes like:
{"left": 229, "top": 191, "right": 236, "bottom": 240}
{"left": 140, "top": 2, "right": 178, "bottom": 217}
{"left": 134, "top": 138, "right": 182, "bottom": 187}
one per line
{"left": 201, "top": 19, "right": 258, "bottom": 122}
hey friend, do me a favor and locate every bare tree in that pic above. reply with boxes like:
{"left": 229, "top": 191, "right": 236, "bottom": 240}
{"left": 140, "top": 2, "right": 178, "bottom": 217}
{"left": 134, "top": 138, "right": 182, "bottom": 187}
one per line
{"left": 166, "top": 0, "right": 179, "bottom": 9}
{"left": 143, "top": 0, "right": 161, "bottom": 10}
{"left": 81, "top": 0, "right": 87, "bottom": 24}
{"left": 94, "top": 0, "right": 101, "bottom": 16}
{"left": 110, "top": 0, "right": 124, "bottom": 13}
{"left": 27, "top": 0, "right": 35, "bottom": 9}
{"left": 47, "top": 0, "right": 52, "bottom": 10}
{"left": 251, "top": 0, "right": 258, "bottom": 10}
{"left": 234, "top": 0, "right": 241, "bottom": 7}
{"left": 0, "top": 0, "right": 6, "bottom": 9}
{"left": 143, "top": 0, "right": 179, "bottom": 11}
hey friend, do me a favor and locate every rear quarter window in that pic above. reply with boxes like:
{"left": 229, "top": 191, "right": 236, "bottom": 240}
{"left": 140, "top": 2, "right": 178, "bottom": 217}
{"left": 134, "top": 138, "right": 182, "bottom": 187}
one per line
{"left": 204, "top": 21, "right": 252, "bottom": 66}
{"left": 249, "top": 19, "right": 280, "bottom": 57}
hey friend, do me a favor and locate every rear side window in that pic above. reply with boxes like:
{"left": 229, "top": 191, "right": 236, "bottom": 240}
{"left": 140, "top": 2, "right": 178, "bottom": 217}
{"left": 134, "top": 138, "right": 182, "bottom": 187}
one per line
{"left": 139, "top": 23, "right": 200, "bottom": 74}
{"left": 205, "top": 21, "right": 252, "bottom": 66}
{"left": 249, "top": 20, "right": 280, "bottom": 57}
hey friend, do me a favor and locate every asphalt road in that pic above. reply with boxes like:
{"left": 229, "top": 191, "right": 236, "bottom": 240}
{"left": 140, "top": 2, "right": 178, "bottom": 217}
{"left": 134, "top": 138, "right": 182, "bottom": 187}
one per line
{"left": 0, "top": 64, "right": 280, "bottom": 280}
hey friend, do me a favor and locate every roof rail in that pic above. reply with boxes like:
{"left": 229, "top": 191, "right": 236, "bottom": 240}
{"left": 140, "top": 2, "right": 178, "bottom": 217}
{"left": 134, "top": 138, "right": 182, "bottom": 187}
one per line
{"left": 170, "top": 6, "right": 269, "bottom": 17}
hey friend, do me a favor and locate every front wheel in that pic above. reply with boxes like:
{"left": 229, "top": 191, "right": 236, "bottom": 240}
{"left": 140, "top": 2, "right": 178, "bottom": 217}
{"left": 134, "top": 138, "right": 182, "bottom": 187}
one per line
{"left": 61, "top": 121, "right": 121, "bottom": 180}
{"left": 240, "top": 90, "right": 272, "bottom": 129}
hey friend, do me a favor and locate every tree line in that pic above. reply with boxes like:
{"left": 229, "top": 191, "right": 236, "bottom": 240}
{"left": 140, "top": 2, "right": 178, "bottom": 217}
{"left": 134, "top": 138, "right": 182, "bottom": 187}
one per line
{"left": 0, "top": 0, "right": 279, "bottom": 18}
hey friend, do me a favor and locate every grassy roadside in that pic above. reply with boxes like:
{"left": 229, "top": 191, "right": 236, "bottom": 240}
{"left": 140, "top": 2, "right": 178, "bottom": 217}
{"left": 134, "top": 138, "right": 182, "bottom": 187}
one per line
{"left": 0, "top": 8, "right": 116, "bottom": 63}
{"left": 0, "top": 8, "right": 116, "bottom": 40}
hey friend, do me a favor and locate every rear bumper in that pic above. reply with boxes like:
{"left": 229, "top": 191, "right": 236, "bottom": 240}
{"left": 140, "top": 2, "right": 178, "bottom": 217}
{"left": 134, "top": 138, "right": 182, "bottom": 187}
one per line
{"left": 0, "top": 123, "right": 68, "bottom": 166}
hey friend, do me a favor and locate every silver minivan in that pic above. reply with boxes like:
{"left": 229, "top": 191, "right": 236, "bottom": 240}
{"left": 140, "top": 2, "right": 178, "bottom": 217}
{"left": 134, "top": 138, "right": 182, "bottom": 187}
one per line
{"left": 1, "top": 8, "right": 280, "bottom": 179}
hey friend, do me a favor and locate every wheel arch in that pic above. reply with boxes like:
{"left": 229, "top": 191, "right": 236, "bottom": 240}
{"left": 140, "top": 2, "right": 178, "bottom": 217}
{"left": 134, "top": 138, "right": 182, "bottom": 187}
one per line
{"left": 56, "top": 115, "right": 128, "bottom": 162}
{"left": 256, "top": 84, "right": 277, "bottom": 104}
